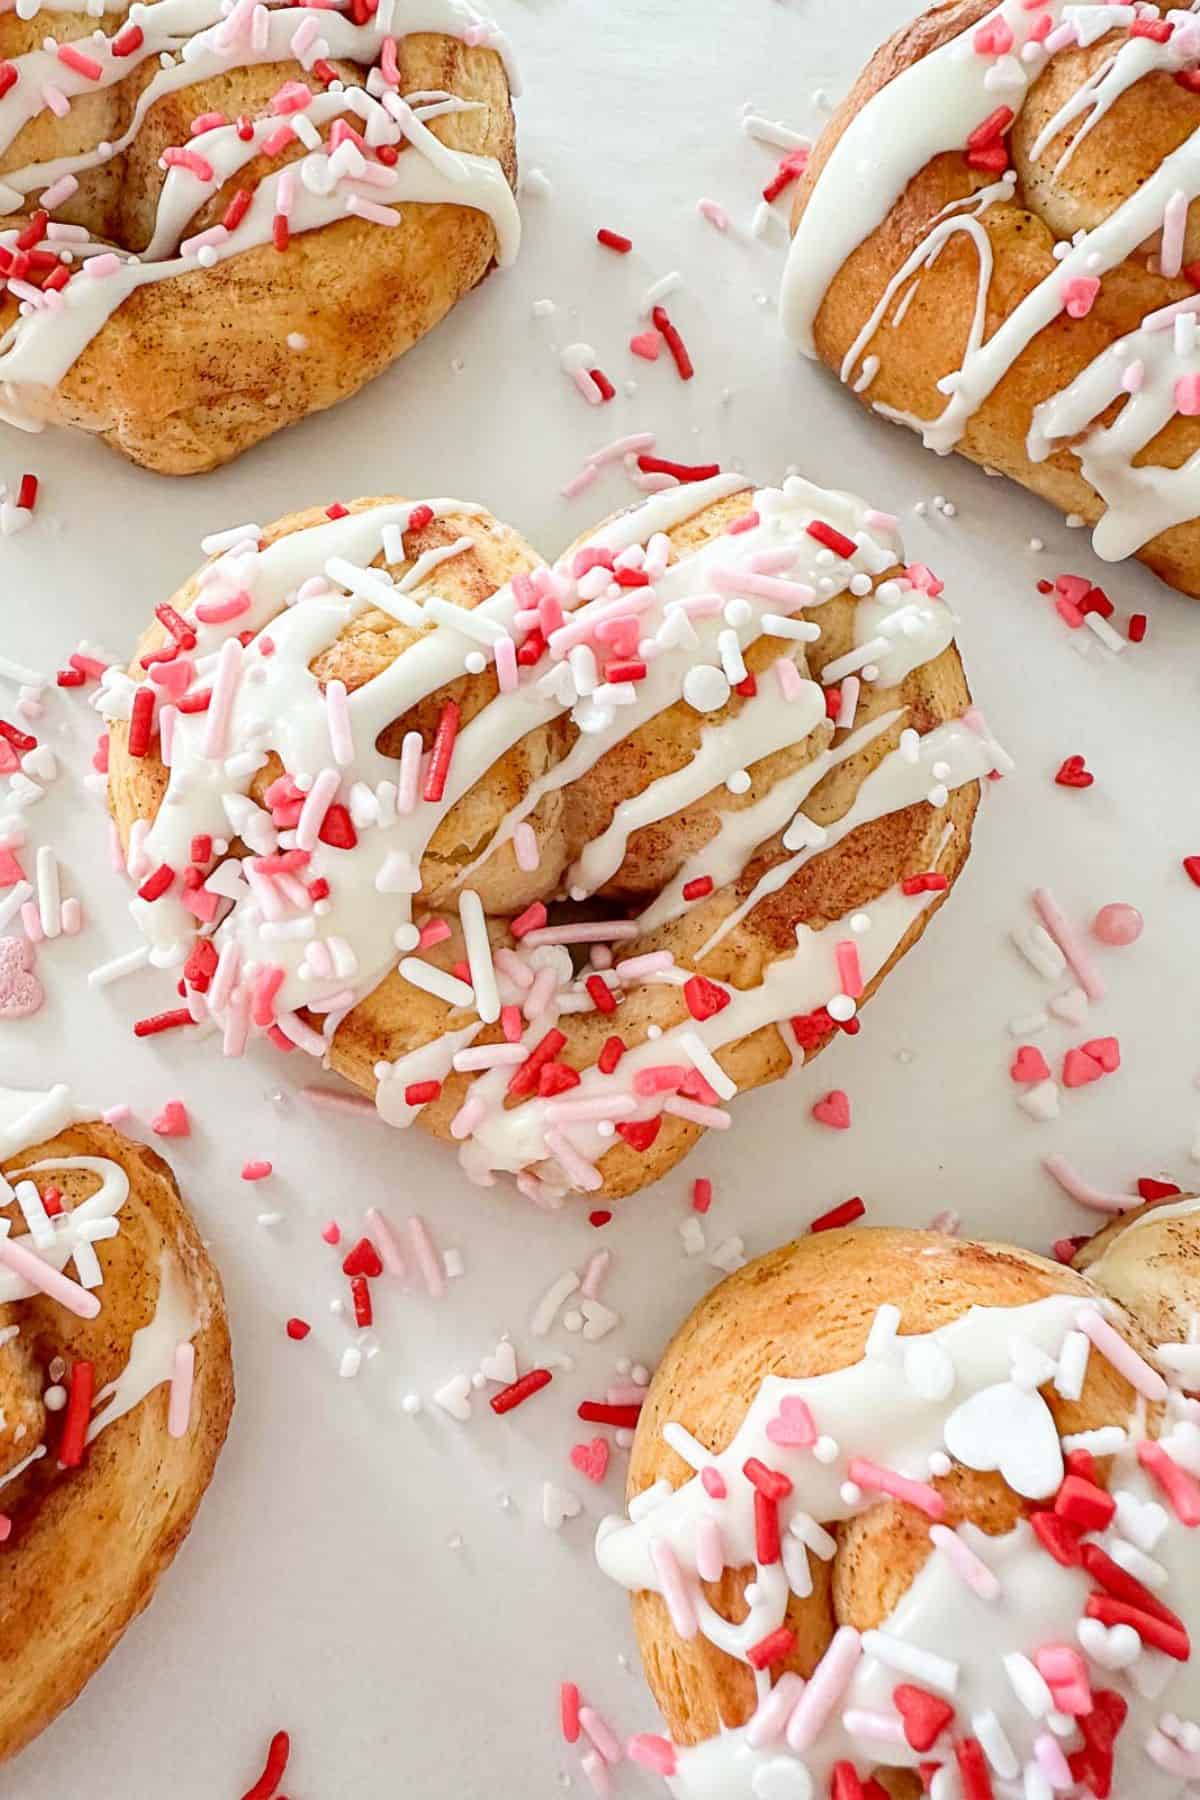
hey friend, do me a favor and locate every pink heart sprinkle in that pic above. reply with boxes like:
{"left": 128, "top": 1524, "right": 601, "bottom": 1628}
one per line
{"left": 1081, "top": 1035, "right": 1120, "bottom": 1074}
{"left": 0, "top": 741, "right": 19, "bottom": 775}
{"left": 812, "top": 1089, "right": 851, "bottom": 1130}
{"left": 766, "top": 1395, "right": 817, "bottom": 1448}
{"left": 973, "top": 17, "right": 1014, "bottom": 54}
{"left": 570, "top": 1437, "right": 610, "bottom": 1484}
{"left": 1010, "top": 1045, "right": 1051, "bottom": 1085}
{"left": 1062, "top": 1047, "right": 1104, "bottom": 1090}
{"left": 1062, "top": 275, "right": 1101, "bottom": 320}
{"left": 151, "top": 1099, "right": 190, "bottom": 1138}
{"left": 0, "top": 936, "right": 43, "bottom": 1019}
{"left": 629, "top": 330, "right": 662, "bottom": 362}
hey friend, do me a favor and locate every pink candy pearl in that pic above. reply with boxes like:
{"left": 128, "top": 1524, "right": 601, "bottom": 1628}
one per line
{"left": 1091, "top": 903, "right": 1143, "bottom": 947}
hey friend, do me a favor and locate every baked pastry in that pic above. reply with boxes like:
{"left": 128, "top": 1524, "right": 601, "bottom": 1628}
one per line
{"left": 598, "top": 1206, "right": 1200, "bottom": 1794}
{"left": 0, "top": 1079, "right": 233, "bottom": 1759}
{"left": 0, "top": 0, "right": 519, "bottom": 472}
{"left": 785, "top": 1, "right": 1200, "bottom": 599}
{"left": 102, "top": 476, "right": 1004, "bottom": 1204}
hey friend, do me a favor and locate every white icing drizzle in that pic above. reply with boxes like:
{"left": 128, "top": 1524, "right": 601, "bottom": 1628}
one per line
{"left": 0, "top": 0, "right": 520, "bottom": 420}
{"left": 782, "top": 0, "right": 1200, "bottom": 563}
{"left": 597, "top": 1287, "right": 1200, "bottom": 1799}
{"left": 0, "top": 1082, "right": 203, "bottom": 1466}
{"left": 105, "top": 474, "right": 992, "bottom": 1198}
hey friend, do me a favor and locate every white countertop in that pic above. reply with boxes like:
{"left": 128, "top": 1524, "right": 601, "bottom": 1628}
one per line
{"left": 2, "top": 1, "right": 1198, "bottom": 1794}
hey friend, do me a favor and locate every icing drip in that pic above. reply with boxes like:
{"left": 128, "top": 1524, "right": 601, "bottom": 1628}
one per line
{"left": 105, "top": 473, "right": 990, "bottom": 1198}
{"left": 597, "top": 1289, "right": 1200, "bottom": 1798}
{"left": 782, "top": 0, "right": 1200, "bottom": 562}
{"left": 0, "top": 0, "right": 520, "bottom": 418}
{"left": 0, "top": 1082, "right": 202, "bottom": 1458}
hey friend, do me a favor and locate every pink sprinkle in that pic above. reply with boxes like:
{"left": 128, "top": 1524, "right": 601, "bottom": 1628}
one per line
{"left": 578, "top": 1708, "right": 624, "bottom": 1767}
{"left": 1138, "top": 1440, "right": 1200, "bottom": 1525}
{"left": 167, "top": 1342, "right": 195, "bottom": 1438}
{"left": 701, "top": 1466, "right": 726, "bottom": 1499}
{"left": 929, "top": 1523, "right": 1001, "bottom": 1599}
{"left": 346, "top": 195, "right": 402, "bottom": 229}
{"left": 102, "top": 1102, "right": 132, "bottom": 1126}
{"left": 419, "top": 918, "right": 452, "bottom": 950}
{"left": 545, "top": 1130, "right": 602, "bottom": 1193}
{"left": 1061, "top": 275, "right": 1100, "bottom": 319}
{"left": 697, "top": 197, "right": 730, "bottom": 231}
{"left": 580, "top": 1250, "right": 611, "bottom": 1299}
{"left": 561, "top": 463, "right": 601, "bottom": 500}
{"left": 571, "top": 366, "right": 604, "bottom": 406}
{"left": 365, "top": 1205, "right": 407, "bottom": 1277}
{"left": 786, "top": 1628, "right": 862, "bottom": 1751}
{"left": 775, "top": 657, "right": 805, "bottom": 700}
{"left": 835, "top": 940, "right": 864, "bottom": 999}
{"left": 726, "top": 511, "right": 760, "bottom": 535}
{"left": 241, "top": 1160, "right": 273, "bottom": 1182}
{"left": 1177, "top": 373, "right": 1200, "bottom": 417}
{"left": 747, "top": 1673, "right": 806, "bottom": 1750}
{"left": 586, "top": 432, "right": 656, "bottom": 469}
{"left": 1034, "top": 1735, "right": 1073, "bottom": 1788}
{"left": 614, "top": 951, "right": 674, "bottom": 981}
{"left": 0, "top": 1234, "right": 99, "bottom": 1319}
{"left": 1042, "top": 1155, "right": 1137, "bottom": 1216}
{"left": 1078, "top": 1306, "right": 1167, "bottom": 1400}
{"left": 520, "top": 921, "right": 639, "bottom": 948}
{"left": 694, "top": 1516, "right": 725, "bottom": 1582}
{"left": 847, "top": 1456, "right": 945, "bottom": 1520}
{"left": 42, "top": 83, "right": 70, "bottom": 118}
{"left": 56, "top": 42, "right": 102, "bottom": 78}
{"left": 627, "top": 1736, "right": 677, "bottom": 1777}
{"left": 665, "top": 1096, "right": 731, "bottom": 1129}
{"left": 295, "top": 767, "right": 340, "bottom": 851}
{"left": 407, "top": 1215, "right": 446, "bottom": 1298}
{"left": 21, "top": 901, "right": 43, "bottom": 943}
{"left": 514, "top": 822, "right": 540, "bottom": 871}
{"left": 321, "top": 1219, "right": 342, "bottom": 1245}
{"left": 973, "top": 16, "right": 1014, "bottom": 54}
{"left": 494, "top": 634, "right": 518, "bottom": 693}
{"left": 649, "top": 1540, "right": 699, "bottom": 1639}
{"left": 39, "top": 173, "right": 78, "bottom": 209}
{"left": 194, "top": 589, "right": 251, "bottom": 625}
{"left": 84, "top": 251, "right": 121, "bottom": 278}
{"left": 633, "top": 1064, "right": 687, "bottom": 1098}
{"left": 1032, "top": 887, "right": 1105, "bottom": 1002}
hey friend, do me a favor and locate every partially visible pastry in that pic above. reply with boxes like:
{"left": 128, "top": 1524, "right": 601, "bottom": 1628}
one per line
{"left": 786, "top": 2, "right": 1200, "bottom": 598}
{"left": 599, "top": 1211, "right": 1200, "bottom": 1793}
{"left": 0, "top": 1080, "right": 233, "bottom": 1760}
{"left": 0, "top": 0, "right": 520, "bottom": 471}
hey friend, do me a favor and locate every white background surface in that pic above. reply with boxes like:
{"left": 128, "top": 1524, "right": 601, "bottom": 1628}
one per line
{"left": 2, "top": 2, "right": 1199, "bottom": 1794}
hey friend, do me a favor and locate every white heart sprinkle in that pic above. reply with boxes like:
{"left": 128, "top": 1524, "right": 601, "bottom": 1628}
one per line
{"left": 1077, "top": 1618, "right": 1141, "bottom": 1671}
{"left": 542, "top": 1482, "right": 582, "bottom": 1530}
{"left": 1017, "top": 1078, "right": 1060, "bottom": 1123}
{"left": 479, "top": 1341, "right": 517, "bottom": 1386}
{"left": 944, "top": 1381, "right": 1063, "bottom": 1499}
{"left": 581, "top": 1299, "right": 620, "bottom": 1342}
{"left": 1114, "top": 1490, "right": 1169, "bottom": 1552}
{"left": 433, "top": 1374, "right": 472, "bottom": 1422}
{"left": 1009, "top": 1338, "right": 1058, "bottom": 1392}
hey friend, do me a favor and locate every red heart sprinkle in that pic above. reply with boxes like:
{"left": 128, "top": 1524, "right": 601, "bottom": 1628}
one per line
{"left": 1081, "top": 1036, "right": 1120, "bottom": 1074}
{"left": 1010, "top": 1045, "right": 1051, "bottom": 1085}
{"left": 893, "top": 1685, "right": 955, "bottom": 1753}
{"left": 342, "top": 1236, "right": 382, "bottom": 1278}
{"left": 615, "top": 1117, "right": 662, "bottom": 1153}
{"left": 1055, "top": 755, "right": 1094, "bottom": 789}
{"left": 812, "top": 1090, "right": 851, "bottom": 1130}
{"left": 1062, "top": 1047, "right": 1105, "bottom": 1089}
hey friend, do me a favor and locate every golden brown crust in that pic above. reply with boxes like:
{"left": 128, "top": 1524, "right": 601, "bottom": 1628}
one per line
{"left": 626, "top": 1226, "right": 1162, "bottom": 1748}
{"left": 108, "top": 489, "right": 980, "bottom": 1201}
{"left": 0, "top": 32, "right": 516, "bottom": 473}
{"left": 0, "top": 1115, "right": 233, "bottom": 1760}
{"left": 792, "top": 3, "right": 1200, "bottom": 597}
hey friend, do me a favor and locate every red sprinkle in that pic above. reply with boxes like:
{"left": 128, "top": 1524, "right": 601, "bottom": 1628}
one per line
{"left": 683, "top": 973, "right": 731, "bottom": 1021}
{"left": 955, "top": 1738, "right": 994, "bottom": 1800}
{"left": 1085, "top": 1594, "right": 1190, "bottom": 1660}
{"left": 490, "top": 1368, "right": 553, "bottom": 1415}
{"left": 137, "top": 863, "right": 175, "bottom": 903}
{"left": 111, "top": 22, "right": 144, "bottom": 54}
{"left": 682, "top": 876, "right": 714, "bottom": 902}
{"left": 902, "top": 872, "right": 950, "bottom": 895}
{"left": 747, "top": 1625, "right": 797, "bottom": 1671}
{"left": 58, "top": 1362, "right": 95, "bottom": 1470}
{"left": 651, "top": 305, "right": 694, "bottom": 381}
{"left": 508, "top": 1028, "right": 566, "bottom": 1097}
{"left": 405, "top": 1080, "right": 442, "bottom": 1106}
{"left": 585, "top": 974, "right": 617, "bottom": 1015}
{"left": 596, "top": 228, "right": 632, "bottom": 253}
{"left": 350, "top": 1276, "right": 372, "bottom": 1329}
{"left": 1030, "top": 1510, "right": 1084, "bottom": 1567}
{"left": 589, "top": 1210, "right": 612, "bottom": 1228}
{"left": 240, "top": 1731, "right": 290, "bottom": 1800}
{"left": 406, "top": 504, "right": 434, "bottom": 533}
{"left": 577, "top": 1401, "right": 642, "bottom": 1428}
{"left": 1128, "top": 613, "right": 1148, "bottom": 643}
{"left": 598, "top": 1036, "right": 626, "bottom": 1075}
{"left": 1183, "top": 856, "right": 1200, "bottom": 888}
{"left": 285, "top": 1318, "right": 310, "bottom": 1341}
{"left": 637, "top": 454, "right": 719, "bottom": 482}
{"left": 15, "top": 472, "right": 37, "bottom": 512}
{"left": 424, "top": 700, "right": 460, "bottom": 804}
{"left": 744, "top": 1457, "right": 793, "bottom": 1501}
{"left": 807, "top": 520, "right": 858, "bottom": 560}
{"left": 762, "top": 147, "right": 809, "bottom": 202}
{"left": 127, "top": 686, "right": 156, "bottom": 758}
{"left": 133, "top": 1008, "right": 194, "bottom": 1038}
{"left": 692, "top": 1178, "right": 712, "bottom": 1214}
{"left": 0, "top": 718, "right": 36, "bottom": 753}
{"left": 561, "top": 1682, "right": 582, "bottom": 1744}
{"left": 754, "top": 1489, "right": 781, "bottom": 1564}
{"left": 1081, "top": 1543, "right": 1185, "bottom": 1631}
{"left": 810, "top": 1196, "right": 866, "bottom": 1233}
{"left": 0, "top": 62, "right": 17, "bottom": 97}
{"left": 223, "top": 188, "right": 253, "bottom": 233}
{"left": 590, "top": 367, "right": 616, "bottom": 402}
